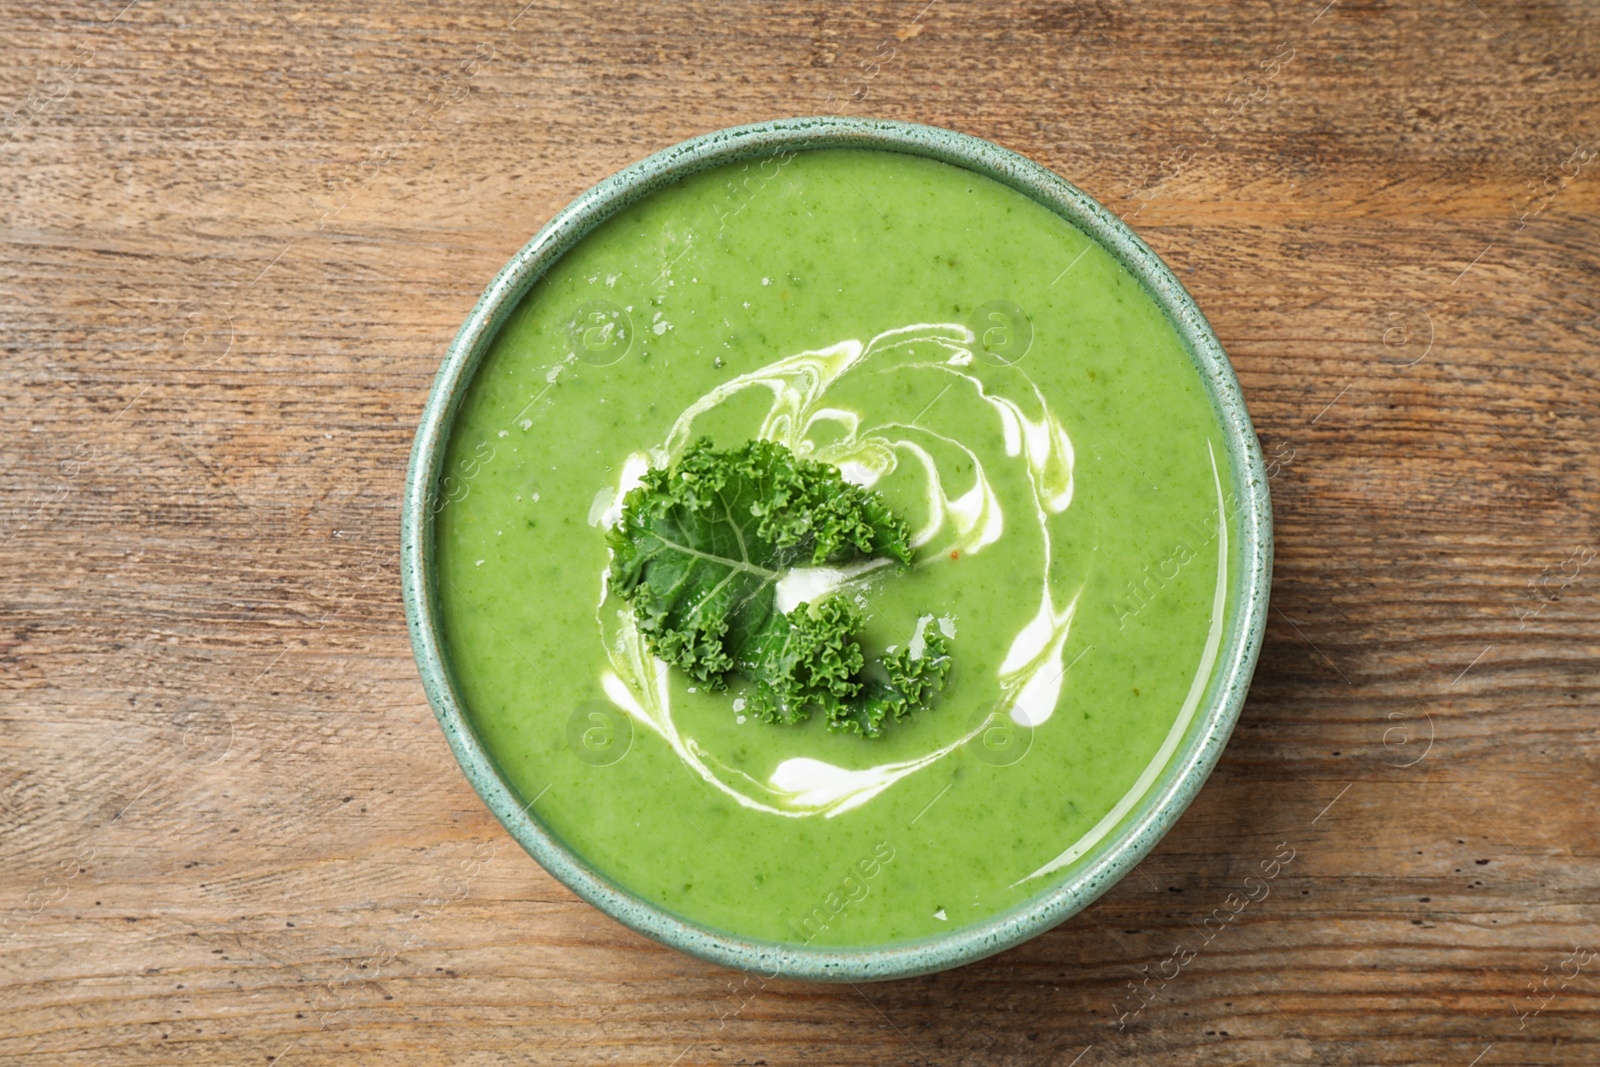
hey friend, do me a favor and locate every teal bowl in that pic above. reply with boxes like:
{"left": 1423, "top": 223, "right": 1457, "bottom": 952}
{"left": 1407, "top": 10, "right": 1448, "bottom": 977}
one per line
{"left": 402, "top": 117, "right": 1273, "bottom": 982}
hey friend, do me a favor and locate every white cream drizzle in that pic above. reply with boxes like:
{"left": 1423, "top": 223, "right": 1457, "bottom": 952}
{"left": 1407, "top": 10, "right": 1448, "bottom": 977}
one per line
{"left": 907, "top": 614, "right": 934, "bottom": 661}
{"left": 774, "top": 559, "right": 894, "bottom": 615}
{"left": 589, "top": 322, "right": 1082, "bottom": 818}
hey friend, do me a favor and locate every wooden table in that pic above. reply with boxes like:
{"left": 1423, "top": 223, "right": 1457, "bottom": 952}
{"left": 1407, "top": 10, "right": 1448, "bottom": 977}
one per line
{"left": 4, "top": 1, "right": 1598, "bottom": 1063}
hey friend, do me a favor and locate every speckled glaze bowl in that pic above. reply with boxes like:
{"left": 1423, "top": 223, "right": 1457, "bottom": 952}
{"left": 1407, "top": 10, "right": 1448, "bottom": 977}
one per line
{"left": 402, "top": 117, "right": 1273, "bottom": 982}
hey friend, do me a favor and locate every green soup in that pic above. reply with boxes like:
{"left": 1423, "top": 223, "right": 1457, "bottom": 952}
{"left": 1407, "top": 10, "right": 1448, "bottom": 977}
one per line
{"left": 435, "top": 148, "right": 1236, "bottom": 948}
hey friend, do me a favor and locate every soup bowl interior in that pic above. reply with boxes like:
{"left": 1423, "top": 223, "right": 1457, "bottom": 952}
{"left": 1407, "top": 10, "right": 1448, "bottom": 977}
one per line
{"left": 401, "top": 116, "right": 1273, "bottom": 982}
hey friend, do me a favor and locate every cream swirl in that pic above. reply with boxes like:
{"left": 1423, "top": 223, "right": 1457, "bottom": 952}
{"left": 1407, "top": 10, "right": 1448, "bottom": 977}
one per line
{"left": 590, "top": 322, "right": 1079, "bottom": 817}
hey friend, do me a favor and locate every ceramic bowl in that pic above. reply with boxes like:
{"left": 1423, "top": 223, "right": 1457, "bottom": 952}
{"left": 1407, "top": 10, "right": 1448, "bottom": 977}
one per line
{"left": 402, "top": 116, "right": 1273, "bottom": 982}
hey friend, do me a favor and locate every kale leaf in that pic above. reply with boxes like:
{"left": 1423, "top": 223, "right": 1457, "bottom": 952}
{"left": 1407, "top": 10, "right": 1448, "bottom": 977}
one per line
{"left": 606, "top": 438, "right": 952, "bottom": 738}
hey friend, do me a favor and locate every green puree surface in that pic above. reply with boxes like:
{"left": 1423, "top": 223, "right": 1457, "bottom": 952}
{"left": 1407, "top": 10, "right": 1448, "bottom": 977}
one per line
{"left": 436, "top": 149, "right": 1237, "bottom": 948}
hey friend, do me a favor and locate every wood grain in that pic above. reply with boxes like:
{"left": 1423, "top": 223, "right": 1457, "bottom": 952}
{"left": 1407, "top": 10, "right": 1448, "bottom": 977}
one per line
{"left": 3, "top": 0, "right": 1598, "bottom": 1063}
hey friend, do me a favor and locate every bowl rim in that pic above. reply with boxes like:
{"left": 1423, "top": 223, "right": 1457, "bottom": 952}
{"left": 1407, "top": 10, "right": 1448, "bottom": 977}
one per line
{"left": 401, "top": 116, "right": 1273, "bottom": 983}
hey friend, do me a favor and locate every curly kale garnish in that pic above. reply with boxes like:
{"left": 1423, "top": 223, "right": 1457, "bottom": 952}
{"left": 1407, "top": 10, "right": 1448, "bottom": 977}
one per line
{"left": 606, "top": 438, "right": 952, "bottom": 738}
